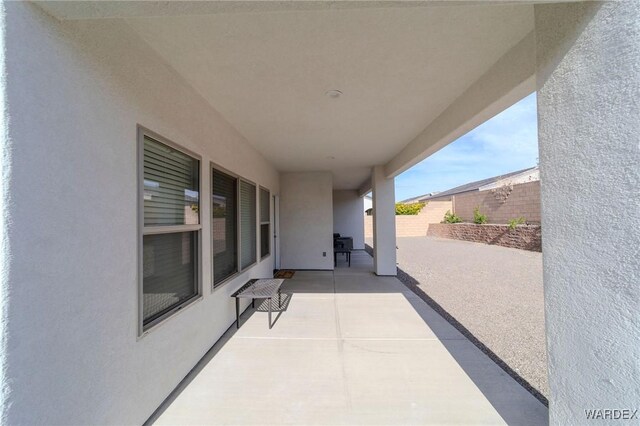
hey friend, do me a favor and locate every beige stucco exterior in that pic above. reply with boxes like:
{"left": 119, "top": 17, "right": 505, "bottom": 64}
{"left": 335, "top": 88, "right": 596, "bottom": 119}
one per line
{"left": 1, "top": 2, "right": 279, "bottom": 424}
{"left": 279, "top": 172, "right": 334, "bottom": 270}
{"left": 535, "top": 2, "right": 640, "bottom": 422}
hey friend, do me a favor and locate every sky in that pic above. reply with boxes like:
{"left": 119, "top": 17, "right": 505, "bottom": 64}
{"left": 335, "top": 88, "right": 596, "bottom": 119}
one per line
{"left": 395, "top": 92, "right": 539, "bottom": 202}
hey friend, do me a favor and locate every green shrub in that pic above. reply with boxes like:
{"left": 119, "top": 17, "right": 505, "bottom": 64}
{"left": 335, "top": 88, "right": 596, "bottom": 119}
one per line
{"left": 395, "top": 202, "right": 425, "bottom": 215}
{"left": 507, "top": 216, "right": 526, "bottom": 230}
{"left": 443, "top": 210, "right": 462, "bottom": 224}
{"left": 473, "top": 206, "right": 488, "bottom": 224}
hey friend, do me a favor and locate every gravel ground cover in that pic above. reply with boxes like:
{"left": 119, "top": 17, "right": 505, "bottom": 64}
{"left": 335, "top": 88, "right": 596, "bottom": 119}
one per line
{"left": 369, "top": 236, "right": 548, "bottom": 401}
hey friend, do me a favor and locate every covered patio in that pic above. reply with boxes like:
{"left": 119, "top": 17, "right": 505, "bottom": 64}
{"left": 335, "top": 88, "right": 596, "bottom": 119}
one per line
{"left": 148, "top": 251, "right": 546, "bottom": 425}
{"left": 1, "top": 1, "right": 638, "bottom": 424}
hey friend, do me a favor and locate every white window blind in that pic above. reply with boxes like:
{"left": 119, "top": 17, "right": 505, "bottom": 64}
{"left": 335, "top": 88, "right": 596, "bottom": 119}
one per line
{"left": 240, "top": 180, "right": 256, "bottom": 269}
{"left": 260, "top": 187, "right": 270, "bottom": 258}
{"left": 141, "top": 133, "right": 200, "bottom": 330}
{"left": 143, "top": 137, "right": 199, "bottom": 226}
{"left": 142, "top": 232, "right": 197, "bottom": 322}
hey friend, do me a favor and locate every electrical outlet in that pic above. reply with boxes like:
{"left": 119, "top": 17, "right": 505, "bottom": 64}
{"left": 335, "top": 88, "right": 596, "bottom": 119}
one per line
{"left": 322, "top": 252, "right": 326, "bottom": 257}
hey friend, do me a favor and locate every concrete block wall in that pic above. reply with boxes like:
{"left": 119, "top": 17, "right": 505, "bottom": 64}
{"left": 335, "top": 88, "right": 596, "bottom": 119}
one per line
{"left": 453, "top": 181, "right": 540, "bottom": 224}
{"left": 365, "top": 200, "right": 452, "bottom": 238}
{"left": 394, "top": 215, "right": 431, "bottom": 237}
{"left": 428, "top": 223, "right": 542, "bottom": 252}
{"left": 419, "top": 200, "right": 454, "bottom": 225}
{"left": 364, "top": 217, "right": 372, "bottom": 238}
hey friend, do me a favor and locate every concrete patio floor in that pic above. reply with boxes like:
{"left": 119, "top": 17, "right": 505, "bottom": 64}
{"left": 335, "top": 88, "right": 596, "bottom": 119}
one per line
{"left": 149, "top": 251, "right": 548, "bottom": 425}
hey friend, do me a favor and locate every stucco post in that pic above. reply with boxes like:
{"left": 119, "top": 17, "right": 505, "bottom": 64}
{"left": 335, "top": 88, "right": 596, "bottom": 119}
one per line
{"left": 535, "top": 2, "right": 640, "bottom": 423}
{"left": 372, "top": 166, "right": 396, "bottom": 276}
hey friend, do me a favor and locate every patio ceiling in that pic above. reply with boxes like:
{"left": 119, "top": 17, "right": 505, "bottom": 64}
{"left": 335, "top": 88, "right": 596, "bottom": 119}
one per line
{"left": 37, "top": 1, "right": 535, "bottom": 190}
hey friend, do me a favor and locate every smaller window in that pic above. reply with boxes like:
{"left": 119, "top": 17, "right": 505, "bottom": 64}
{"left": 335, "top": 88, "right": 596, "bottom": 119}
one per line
{"left": 240, "top": 180, "right": 257, "bottom": 269}
{"left": 212, "top": 168, "right": 238, "bottom": 287}
{"left": 260, "top": 187, "right": 270, "bottom": 259}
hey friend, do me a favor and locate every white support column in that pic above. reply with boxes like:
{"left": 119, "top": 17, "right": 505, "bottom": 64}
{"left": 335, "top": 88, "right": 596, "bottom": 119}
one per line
{"left": 535, "top": 2, "right": 640, "bottom": 423}
{"left": 372, "top": 165, "right": 396, "bottom": 276}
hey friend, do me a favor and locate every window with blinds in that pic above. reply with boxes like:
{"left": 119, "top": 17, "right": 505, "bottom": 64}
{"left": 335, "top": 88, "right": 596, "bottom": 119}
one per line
{"left": 140, "top": 131, "right": 201, "bottom": 332}
{"left": 260, "top": 187, "right": 270, "bottom": 258}
{"left": 240, "top": 180, "right": 257, "bottom": 269}
{"left": 143, "top": 137, "right": 199, "bottom": 226}
{"left": 212, "top": 169, "right": 238, "bottom": 286}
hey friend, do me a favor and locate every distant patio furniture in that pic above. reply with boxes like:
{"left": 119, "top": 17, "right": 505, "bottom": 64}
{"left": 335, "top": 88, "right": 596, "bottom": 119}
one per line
{"left": 334, "top": 247, "right": 351, "bottom": 267}
{"left": 231, "top": 278, "right": 284, "bottom": 329}
{"left": 334, "top": 236, "right": 353, "bottom": 250}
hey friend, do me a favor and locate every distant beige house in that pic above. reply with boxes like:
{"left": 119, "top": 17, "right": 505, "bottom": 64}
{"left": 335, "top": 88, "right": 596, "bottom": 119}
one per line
{"left": 402, "top": 166, "right": 539, "bottom": 203}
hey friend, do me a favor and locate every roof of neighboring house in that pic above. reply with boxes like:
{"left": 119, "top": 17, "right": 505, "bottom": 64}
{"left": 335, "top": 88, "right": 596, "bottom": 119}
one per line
{"left": 401, "top": 166, "right": 538, "bottom": 203}
{"left": 400, "top": 192, "right": 440, "bottom": 204}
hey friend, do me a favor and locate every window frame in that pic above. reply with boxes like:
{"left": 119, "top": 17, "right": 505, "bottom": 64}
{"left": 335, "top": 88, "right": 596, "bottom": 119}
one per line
{"left": 238, "top": 177, "right": 258, "bottom": 271}
{"left": 259, "top": 186, "right": 271, "bottom": 260}
{"left": 137, "top": 126, "right": 203, "bottom": 336}
{"left": 210, "top": 163, "right": 259, "bottom": 291}
{"left": 210, "top": 162, "right": 240, "bottom": 290}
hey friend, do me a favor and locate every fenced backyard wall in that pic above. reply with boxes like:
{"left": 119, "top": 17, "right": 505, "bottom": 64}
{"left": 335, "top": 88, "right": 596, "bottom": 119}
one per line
{"left": 365, "top": 182, "right": 540, "bottom": 239}
{"left": 427, "top": 223, "right": 542, "bottom": 252}
{"left": 453, "top": 181, "right": 540, "bottom": 224}
{"left": 365, "top": 200, "right": 452, "bottom": 237}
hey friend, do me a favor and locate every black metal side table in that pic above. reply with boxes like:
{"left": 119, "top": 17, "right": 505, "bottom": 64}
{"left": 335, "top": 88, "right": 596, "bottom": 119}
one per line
{"left": 334, "top": 248, "right": 351, "bottom": 267}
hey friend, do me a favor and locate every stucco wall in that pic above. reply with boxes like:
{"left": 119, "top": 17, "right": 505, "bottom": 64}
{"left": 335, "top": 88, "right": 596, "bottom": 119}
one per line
{"left": 453, "top": 181, "right": 541, "bottom": 224}
{"left": 280, "top": 172, "right": 333, "bottom": 270}
{"left": 1, "top": 3, "right": 279, "bottom": 424}
{"left": 535, "top": 2, "right": 640, "bottom": 423}
{"left": 332, "top": 190, "right": 365, "bottom": 250}
{"left": 372, "top": 166, "right": 396, "bottom": 275}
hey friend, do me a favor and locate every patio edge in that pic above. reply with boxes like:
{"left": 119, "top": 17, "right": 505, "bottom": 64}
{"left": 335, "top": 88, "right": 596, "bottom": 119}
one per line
{"left": 364, "top": 244, "right": 548, "bottom": 407}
